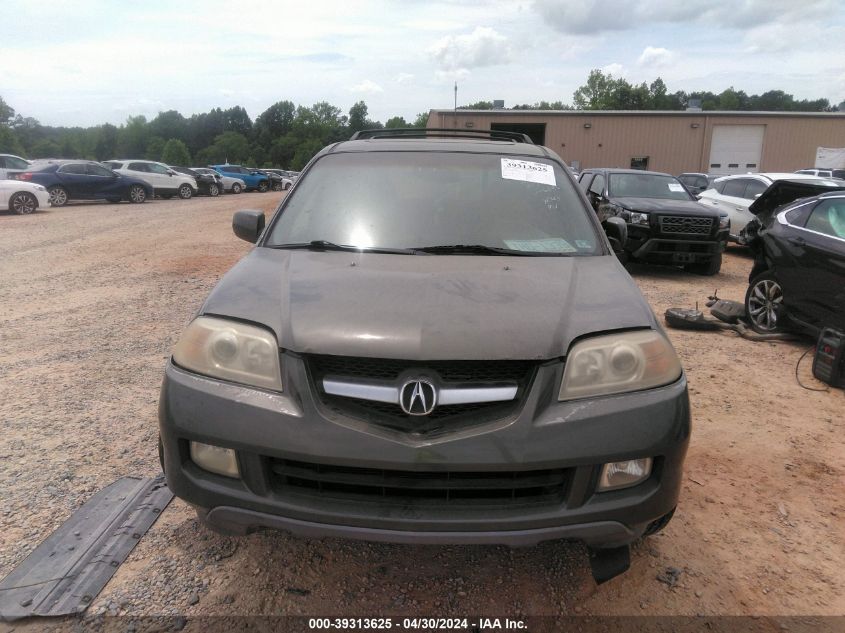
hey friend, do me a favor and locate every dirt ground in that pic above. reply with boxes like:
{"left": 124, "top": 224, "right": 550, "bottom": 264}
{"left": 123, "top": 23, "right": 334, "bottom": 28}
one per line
{"left": 0, "top": 194, "right": 843, "bottom": 631}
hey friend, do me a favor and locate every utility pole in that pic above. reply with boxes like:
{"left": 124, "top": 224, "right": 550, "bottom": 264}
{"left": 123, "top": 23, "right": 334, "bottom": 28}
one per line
{"left": 454, "top": 82, "right": 458, "bottom": 128}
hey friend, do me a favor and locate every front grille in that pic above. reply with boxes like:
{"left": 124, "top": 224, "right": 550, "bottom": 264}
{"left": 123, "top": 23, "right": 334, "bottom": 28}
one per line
{"left": 304, "top": 355, "right": 538, "bottom": 433}
{"left": 658, "top": 215, "right": 713, "bottom": 236}
{"left": 270, "top": 458, "right": 570, "bottom": 507}
{"left": 307, "top": 355, "right": 535, "bottom": 383}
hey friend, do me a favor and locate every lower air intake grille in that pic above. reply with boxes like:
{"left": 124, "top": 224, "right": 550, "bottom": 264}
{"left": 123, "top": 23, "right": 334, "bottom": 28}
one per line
{"left": 269, "top": 459, "right": 570, "bottom": 507}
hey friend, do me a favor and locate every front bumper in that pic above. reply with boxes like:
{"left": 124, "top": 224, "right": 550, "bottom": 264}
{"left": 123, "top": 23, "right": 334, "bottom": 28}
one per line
{"left": 159, "top": 356, "right": 690, "bottom": 548}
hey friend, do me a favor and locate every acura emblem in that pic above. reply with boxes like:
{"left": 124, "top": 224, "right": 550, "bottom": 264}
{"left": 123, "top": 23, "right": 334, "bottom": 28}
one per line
{"left": 399, "top": 379, "right": 437, "bottom": 416}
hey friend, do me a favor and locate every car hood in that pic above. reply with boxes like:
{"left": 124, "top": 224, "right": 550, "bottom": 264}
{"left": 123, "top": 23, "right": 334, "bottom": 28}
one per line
{"left": 749, "top": 179, "right": 845, "bottom": 224}
{"left": 199, "top": 248, "right": 658, "bottom": 360}
{"left": 612, "top": 197, "right": 719, "bottom": 216}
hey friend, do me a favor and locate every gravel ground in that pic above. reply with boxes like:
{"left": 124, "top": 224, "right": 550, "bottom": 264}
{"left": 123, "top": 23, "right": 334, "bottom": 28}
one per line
{"left": 0, "top": 194, "right": 843, "bottom": 631}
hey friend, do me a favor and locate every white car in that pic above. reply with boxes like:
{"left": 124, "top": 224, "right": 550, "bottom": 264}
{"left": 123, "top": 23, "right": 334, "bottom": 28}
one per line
{"left": 0, "top": 154, "right": 31, "bottom": 180}
{"left": 191, "top": 167, "right": 246, "bottom": 193}
{"left": 795, "top": 168, "right": 845, "bottom": 179}
{"left": 105, "top": 159, "right": 197, "bottom": 199}
{"left": 697, "top": 172, "right": 843, "bottom": 241}
{"left": 1, "top": 179, "right": 50, "bottom": 215}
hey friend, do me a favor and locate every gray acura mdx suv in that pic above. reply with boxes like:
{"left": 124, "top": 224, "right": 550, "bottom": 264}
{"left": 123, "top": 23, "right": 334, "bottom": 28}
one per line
{"left": 159, "top": 129, "right": 691, "bottom": 583}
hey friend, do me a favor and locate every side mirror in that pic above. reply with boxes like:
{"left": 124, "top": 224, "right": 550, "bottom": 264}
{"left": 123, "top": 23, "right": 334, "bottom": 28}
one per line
{"left": 232, "top": 210, "right": 265, "bottom": 243}
{"left": 604, "top": 216, "right": 627, "bottom": 253}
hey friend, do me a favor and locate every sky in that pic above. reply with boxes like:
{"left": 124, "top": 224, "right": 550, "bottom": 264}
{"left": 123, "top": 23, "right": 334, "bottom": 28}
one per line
{"left": 2, "top": 0, "right": 844, "bottom": 128}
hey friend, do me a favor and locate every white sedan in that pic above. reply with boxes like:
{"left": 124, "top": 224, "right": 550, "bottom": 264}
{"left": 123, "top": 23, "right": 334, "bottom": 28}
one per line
{"left": 697, "top": 172, "right": 842, "bottom": 241}
{"left": 1, "top": 179, "right": 50, "bottom": 215}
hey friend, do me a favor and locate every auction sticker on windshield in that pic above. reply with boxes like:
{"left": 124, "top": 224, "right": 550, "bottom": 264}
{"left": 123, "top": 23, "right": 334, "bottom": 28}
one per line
{"left": 503, "top": 238, "right": 576, "bottom": 252}
{"left": 668, "top": 183, "right": 685, "bottom": 192}
{"left": 501, "top": 158, "right": 556, "bottom": 186}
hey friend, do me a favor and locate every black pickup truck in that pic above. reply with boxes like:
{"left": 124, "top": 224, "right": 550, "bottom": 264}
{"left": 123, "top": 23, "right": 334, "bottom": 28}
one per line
{"left": 579, "top": 168, "right": 729, "bottom": 275}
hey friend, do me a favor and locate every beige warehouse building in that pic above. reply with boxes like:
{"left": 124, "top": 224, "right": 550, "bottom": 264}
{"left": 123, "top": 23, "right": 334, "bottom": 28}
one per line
{"left": 426, "top": 109, "right": 845, "bottom": 176}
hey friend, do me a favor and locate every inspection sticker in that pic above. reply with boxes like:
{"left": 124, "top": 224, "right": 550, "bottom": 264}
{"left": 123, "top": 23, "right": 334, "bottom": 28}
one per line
{"left": 504, "top": 238, "right": 576, "bottom": 252}
{"left": 668, "top": 183, "right": 685, "bottom": 192}
{"left": 501, "top": 158, "right": 556, "bottom": 186}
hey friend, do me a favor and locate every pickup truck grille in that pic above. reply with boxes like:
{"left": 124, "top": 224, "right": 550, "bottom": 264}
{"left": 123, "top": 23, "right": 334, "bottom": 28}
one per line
{"left": 269, "top": 458, "right": 570, "bottom": 507}
{"left": 658, "top": 215, "right": 713, "bottom": 236}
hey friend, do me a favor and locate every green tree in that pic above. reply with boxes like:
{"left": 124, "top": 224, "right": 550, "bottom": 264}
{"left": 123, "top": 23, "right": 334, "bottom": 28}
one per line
{"left": 0, "top": 96, "right": 14, "bottom": 125}
{"left": 117, "top": 115, "right": 148, "bottom": 157}
{"left": 146, "top": 136, "right": 166, "bottom": 160}
{"left": 0, "top": 126, "right": 24, "bottom": 154}
{"left": 161, "top": 138, "right": 191, "bottom": 165}
{"left": 203, "top": 131, "right": 250, "bottom": 164}
{"left": 412, "top": 112, "right": 429, "bottom": 128}
{"left": 94, "top": 123, "right": 119, "bottom": 160}
{"left": 458, "top": 101, "right": 494, "bottom": 110}
{"left": 385, "top": 116, "right": 407, "bottom": 128}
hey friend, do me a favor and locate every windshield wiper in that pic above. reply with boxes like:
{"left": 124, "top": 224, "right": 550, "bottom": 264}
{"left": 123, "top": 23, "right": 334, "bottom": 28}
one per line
{"left": 268, "top": 240, "right": 421, "bottom": 255}
{"left": 413, "top": 244, "right": 561, "bottom": 256}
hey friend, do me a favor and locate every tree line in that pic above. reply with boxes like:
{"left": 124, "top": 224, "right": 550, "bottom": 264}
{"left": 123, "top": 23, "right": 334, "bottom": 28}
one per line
{"left": 463, "top": 69, "right": 838, "bottom": 112}
{"left": 1, "top": 69, "right": 839, "bottom": 169}
{"left": 0, "top": 98, "right": 428, "bottom": 170}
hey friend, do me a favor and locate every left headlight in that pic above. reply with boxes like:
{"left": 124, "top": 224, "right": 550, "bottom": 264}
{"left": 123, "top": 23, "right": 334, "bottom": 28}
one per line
{"left": 719, "top": 214, "right": 730, "bottom": 230}
{"left": 628, "top": 211, "right": 650, "bottom": 226}
{"left": 559, "top": 330, "right": 681, "bottom": 400}
{"left": 172, "top": 316, "right": 282, "bottom": 391}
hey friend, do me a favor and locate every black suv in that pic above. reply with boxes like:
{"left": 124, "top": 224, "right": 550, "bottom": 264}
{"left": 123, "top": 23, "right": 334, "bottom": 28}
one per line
{"left": 159, "top": 129, "right": 691, "bottom": 583}
{"left": 579, "top": 168, "right": 729, "bottom": 275}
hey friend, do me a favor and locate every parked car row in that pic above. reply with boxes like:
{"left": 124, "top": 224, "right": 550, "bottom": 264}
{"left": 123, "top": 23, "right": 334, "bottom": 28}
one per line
{"left": 1, "top": 160, "right": 294, "bottom": 208}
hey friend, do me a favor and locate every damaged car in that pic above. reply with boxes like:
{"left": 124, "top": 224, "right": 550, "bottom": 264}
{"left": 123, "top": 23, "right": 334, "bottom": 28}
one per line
{"left": 579, "top": 168, "right": 728, "bottom": 275}
{"left": 158, "top": 128, "right": 691, "bottom": 584}
{"left": 743, "top": 179, "right": 845, "bottom": 334}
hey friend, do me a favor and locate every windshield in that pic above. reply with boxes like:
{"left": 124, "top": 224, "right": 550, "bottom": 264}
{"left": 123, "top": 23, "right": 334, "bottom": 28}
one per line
{"left": 609, "top": 173, "right": 693, "bottom": 201}
{"left": 264, "top": 152, "right": 601, "bottom": 255}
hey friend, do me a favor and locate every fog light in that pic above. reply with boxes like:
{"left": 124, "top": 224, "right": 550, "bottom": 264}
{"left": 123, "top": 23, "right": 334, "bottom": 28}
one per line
{"left": 190, "top": 441, "right": 240, "bottom": 478}
{"left": 598, "top": 458, "right": 652, "bottom": 491}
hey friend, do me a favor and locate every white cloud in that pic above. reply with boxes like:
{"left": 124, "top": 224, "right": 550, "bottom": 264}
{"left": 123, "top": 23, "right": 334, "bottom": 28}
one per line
{"left": 600, "top": 63, "right": 625, "bottom": 77}
{"left": 350, "top": 79, "right": 384, "bottom": 94}
{"left": 435, "top": 69, "right": 471, "bottom": 82}
{"left": 395, "top": 73, "right": 415, "bottom": 84}
{"left": 427, "top": 26, "right": 511, "bottom": 70}
{"left": 533, "top": 0, "right": 837, "bottom": 35}
{"left": 637, "top": 47, "right": 673, "bottom": 68}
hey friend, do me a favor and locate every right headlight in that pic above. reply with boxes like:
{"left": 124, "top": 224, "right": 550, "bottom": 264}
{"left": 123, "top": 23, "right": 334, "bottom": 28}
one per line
{"left": 558, "top": 330, "right": 681, "bottom": 400}
{"left": 172, "top": 316, "right": 282, "bottom": 391}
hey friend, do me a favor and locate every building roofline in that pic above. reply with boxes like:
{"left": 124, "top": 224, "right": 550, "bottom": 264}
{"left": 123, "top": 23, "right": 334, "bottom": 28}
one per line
{"left": 430, "top": 109, "right": 845, "bottom": 118}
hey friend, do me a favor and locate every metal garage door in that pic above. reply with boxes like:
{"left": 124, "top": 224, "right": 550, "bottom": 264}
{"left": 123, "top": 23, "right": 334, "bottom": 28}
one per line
{"left": 708, "top": 125, "right": 765, "bottom": 175}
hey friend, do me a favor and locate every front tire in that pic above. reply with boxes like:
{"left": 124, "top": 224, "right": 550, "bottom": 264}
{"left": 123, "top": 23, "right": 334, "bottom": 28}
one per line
{"left": 11, "top": 192, "right": 37, "bottom": 214}
{"left": 684, "top": 253, "right": 722, "bottom": 276}
{"left": 48, "top": 186, "right": 68, "bottom": 207}
{"left": 271, "top": 180, "right": 283, "bottom": 192}
{"left": 128, "top": 185, "right": 147, "bottom": 204}
{"left": 231, "top": 182, "right": 242, "bottom": 194}
{"left": 745, "top": 271, "right": 787, "bottom": 333}
{"left": 209, "top": 183, "right": 220, "bottom": 197}
{"left": 178, "top": 184, "right": 193, "bottom": 199}
{"left": 257, "top": 180, "right": 269, "bottom": 193}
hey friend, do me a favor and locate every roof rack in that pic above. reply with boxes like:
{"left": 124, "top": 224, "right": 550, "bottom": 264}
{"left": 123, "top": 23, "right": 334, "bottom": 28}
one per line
{"left": 349, "top": 128, "right": 535, "bottom": 144}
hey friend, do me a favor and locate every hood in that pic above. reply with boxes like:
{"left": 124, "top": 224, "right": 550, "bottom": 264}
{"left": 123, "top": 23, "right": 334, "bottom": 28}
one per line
{"left": 749, "top": 179, "right": 845, "bottom": 223}
{"left": 612, "top": 197, "right": 719, "bottom": 216}
{"left": 199, "top": 248, "right": 658, "bottom": 360}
